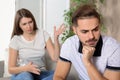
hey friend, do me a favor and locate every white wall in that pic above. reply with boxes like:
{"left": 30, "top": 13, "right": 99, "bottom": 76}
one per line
{"left": 15, "top": 0, "right": 43, "bottom": 29}
{"left": 44, "top": 0, "right": 70, "bottom": 38}
{"left": 0, "top": 0, "right": 15, "bottom": 77}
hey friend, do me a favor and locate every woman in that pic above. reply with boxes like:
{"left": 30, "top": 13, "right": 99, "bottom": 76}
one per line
{"left": 8, "top": 8, "right": 65, "bottom": 80}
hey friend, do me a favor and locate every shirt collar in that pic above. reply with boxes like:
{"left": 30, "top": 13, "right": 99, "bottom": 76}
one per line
{"left": 78, "top": 36, "right": 103, "bottom": 57}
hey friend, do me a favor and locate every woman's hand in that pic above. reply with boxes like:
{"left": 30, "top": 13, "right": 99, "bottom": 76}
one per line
{"left": 54, "top": 24, "right": 66, "bottom": 39}
{"left": 25, "top": 62, "right": 40, "bottom": 75}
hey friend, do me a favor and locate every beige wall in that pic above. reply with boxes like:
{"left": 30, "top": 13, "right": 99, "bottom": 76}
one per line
{"left": 98, "top": 0, "right": 120, "bottom": 42}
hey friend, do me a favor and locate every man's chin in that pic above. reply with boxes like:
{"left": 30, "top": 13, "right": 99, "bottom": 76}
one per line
{"left": 83, "top": 42, "right": 97, "bottom": 47}
{"left": 89, "top": 45, "right": 96, "bottom": 47}
{"left": 85, "top": 44, "right": 96, "bottom": 47}
{"left": 89, "top": 43, "right": 98, "bottom": 47}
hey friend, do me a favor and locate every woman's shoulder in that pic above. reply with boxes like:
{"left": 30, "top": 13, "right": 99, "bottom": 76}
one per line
{"left": 9, "top": 35, "right": 21, "bottom": 49}
{"left": 11, "top": 35, "right": 21, "bottom": 40}
{"left": 12, "top": 35, "right": 21, "bottom": 39}
{"left": 37, "top": 29, "right": 50, "bottom": 36}
{"left": 36, "top": 28, "right": 45, "bottom": 34}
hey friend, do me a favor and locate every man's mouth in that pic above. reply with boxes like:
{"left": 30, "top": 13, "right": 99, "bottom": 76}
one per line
{"left": 86, "top": 39, "right": 97, "bottom": 46}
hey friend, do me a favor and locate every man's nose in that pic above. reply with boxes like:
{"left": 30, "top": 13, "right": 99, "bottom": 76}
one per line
{"left": 89, "top": 31, "right": 95, "bottom": 39}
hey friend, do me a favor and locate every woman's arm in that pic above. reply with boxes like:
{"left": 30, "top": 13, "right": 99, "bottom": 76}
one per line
{"left": 46, "top": 24, "right": 65, "bottom": 61}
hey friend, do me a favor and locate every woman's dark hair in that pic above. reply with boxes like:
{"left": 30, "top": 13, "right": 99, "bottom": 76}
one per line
{"left": 11, "top": 8, "right": 38, "bottom": 38}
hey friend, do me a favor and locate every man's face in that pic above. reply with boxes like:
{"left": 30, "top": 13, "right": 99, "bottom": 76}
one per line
{"left": 73, "top": 17, "right": 101, "bottom": 47}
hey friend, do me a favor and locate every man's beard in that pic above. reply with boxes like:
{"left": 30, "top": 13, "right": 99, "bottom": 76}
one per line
{"left": 84, "top": 38, "right": 98, "bottom": 47}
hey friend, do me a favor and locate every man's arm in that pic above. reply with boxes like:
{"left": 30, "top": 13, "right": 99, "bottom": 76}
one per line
{"left": 53, "top": 60, "right": 71, "bottom": 80}
{"left": 104, "top": 69, "right": 120, "bottom": 80}
{"left": 83, "top": 60, "right": 120, "bottom": 80}
{"left": 82, "top": 46, "right": 120, "bottom": 80}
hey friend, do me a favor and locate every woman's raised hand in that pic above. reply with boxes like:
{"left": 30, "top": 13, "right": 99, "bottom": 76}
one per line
{"left": 54, "top": 24, "right": 66, "bottom": 39}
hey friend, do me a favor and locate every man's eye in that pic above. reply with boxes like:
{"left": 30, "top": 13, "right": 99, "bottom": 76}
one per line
{"left": 94, "top": 28, "right": 99, "bottom": 31}
{"left": 81, "top": 31, "right": 88, "bottom": 33}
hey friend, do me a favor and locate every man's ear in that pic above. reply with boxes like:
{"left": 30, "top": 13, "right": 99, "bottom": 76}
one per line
{"left": 72, "top": 26, "right": 77, "bottom": 34}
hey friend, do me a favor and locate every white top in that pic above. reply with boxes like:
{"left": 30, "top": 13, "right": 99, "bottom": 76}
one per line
{"left": 9, "top": 29, "right": 50, "bottom": 71}
{"left": 60, "top": 35, "right": 120, "bottom": 80}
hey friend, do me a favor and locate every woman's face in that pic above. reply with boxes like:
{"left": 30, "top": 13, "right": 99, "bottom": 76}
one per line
{"left": 19, "top": 17, "right": 34, "bottom": 35}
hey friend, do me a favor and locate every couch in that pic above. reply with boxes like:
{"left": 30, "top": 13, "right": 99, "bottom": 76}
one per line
{"left": 0, "top": 60, "right": 10, "bottom": 80}
{"left": 0, "top": 52, "right": 79, "bottom": 80}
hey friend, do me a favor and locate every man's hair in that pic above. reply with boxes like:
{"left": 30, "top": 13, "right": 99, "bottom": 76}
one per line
{"left": 72, "top": 4, "right": 101, "bottom": 27}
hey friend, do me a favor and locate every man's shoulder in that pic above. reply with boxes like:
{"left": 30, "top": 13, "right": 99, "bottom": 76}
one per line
{"left": 61, "top": 35, "right": 79, "bottom": 48}
{"left": 102, "top": 35, "right": 120, "bottom": 55}
{"left": 63, "top": 35, "right": 79, "bottom": 44}
{"left": 102, "top": 35, "right": 120, "bottom": 46}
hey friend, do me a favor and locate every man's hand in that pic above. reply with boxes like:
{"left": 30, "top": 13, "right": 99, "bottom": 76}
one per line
{"left": 82, "top": 46, "right": 95, "bottom": 63}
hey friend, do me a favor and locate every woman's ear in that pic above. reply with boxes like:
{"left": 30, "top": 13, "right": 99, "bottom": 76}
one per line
{"left": 72, "top": 26, "right": 77, "bottom": 34}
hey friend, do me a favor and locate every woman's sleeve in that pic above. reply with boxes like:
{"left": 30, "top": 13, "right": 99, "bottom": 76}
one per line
{"left": 9, "top": 36, "right": 19, "bottom": 50}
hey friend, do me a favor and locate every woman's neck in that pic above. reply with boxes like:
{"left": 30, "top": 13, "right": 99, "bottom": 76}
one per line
{"left": 22, "top": 31, "right": 36, "bottom": 41}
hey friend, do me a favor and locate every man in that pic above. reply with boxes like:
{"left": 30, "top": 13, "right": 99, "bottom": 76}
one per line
{"left": 53, "top": 4, "right": 120, "bottom": 80}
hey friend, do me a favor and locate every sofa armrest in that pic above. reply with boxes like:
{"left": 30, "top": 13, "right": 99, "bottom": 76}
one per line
{"left": 0, "top": 60, "right": 4, "bottom": 78}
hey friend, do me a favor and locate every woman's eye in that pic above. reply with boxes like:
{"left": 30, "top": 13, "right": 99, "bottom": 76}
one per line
{"left": 22, "top": 23, "right": 27, "bottom": 26}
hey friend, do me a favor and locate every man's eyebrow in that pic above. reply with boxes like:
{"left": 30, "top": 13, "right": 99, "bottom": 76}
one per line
{"left": 92, "top": 25, "right": 99, "bottom": 30}
{"left": 79, "top": 25, "right": 99, "bottom": 31}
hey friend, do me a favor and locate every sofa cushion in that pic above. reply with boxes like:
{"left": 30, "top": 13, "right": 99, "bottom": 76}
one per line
{"left": 45, "top": 51, "right": 79, "bottom": 80}
{"left": 0, "top": 77, "right": 10, "bottom": 80}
